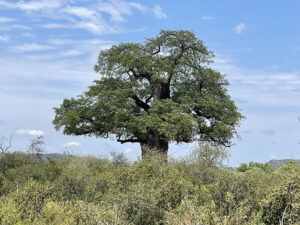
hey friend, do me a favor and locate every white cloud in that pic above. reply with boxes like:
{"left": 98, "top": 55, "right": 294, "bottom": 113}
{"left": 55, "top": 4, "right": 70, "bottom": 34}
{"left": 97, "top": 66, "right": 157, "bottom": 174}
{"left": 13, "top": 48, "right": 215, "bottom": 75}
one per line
{"left": 11, "top": 43, "right": 55, "bottom": 52}
{"left": 59, "top": 49, "right": 83, "bottom": 57}
{"left": 63, "top": 6, "right": 96, "bottom": 19}
{"left": 0, "top": 0, "right": 61, "bottom": 12}
{"left": 48, "top": 38, "right": 113, "bottom": 46}
{"left": 153, "top": 4, "right": 167, "bottom": 19}
{"left": 76, "top": 21, "right": 121, "bottom": 34}
{"left": 202, "top": 16, "right": 216, "bottom": 20}
{"left": 21, "top": 32, "right": 36, "bottom": 38}
{"left": 129, "top": 2, "right": 147, "bottom": 12}
{"left": 43, "top": 22, "right": 122, "bottom": 34}
{"left": 16, "top": 129, "right": 45, "bottom": 136}
{"left": 0, "top": 35, "right": 9, "bottom": 42}
{"left": 0, "top": 37, "right": 113, "bottom": 85}
{"left": 234, "top": 23, "right": 246, "bottom": 34}
{"left": 213, "top": 55, "right": 300, "bottom": 107}
{"left": 125, "top": 148, "right": 133, "bottom": 153}
{"left": 42, "top": 23, "right": 70, "bottom": 29}
{"left": 0, "top": 17, "right": 16, "bottom": 23}
{"left": 63, "top": 141, "right": 81, "bottom": 147}
{"left": 269, "top": 154, "right": 278, "bottom": 160}
{"left": 0, "top": 24, "right": 31, "bottom": 30}
{"left": 0, "top": 0, "right": 166, "bottom": 34}
{"left": 98, "top": 0, "right": 135, "bottom": 22}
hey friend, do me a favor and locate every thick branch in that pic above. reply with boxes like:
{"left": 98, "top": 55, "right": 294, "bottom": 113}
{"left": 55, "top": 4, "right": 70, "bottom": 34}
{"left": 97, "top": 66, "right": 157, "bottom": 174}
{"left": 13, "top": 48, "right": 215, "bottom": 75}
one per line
{"left": 145, "top": 94, "right": 153, "bottom": 104}
{"left": 152, "top": 45, "right": 160, "bottom": 55}
{"left": 129, "top": 68, "right": 151, "bottom": 81}
{"left": 174, "top": 43, "right": 196, "bottom": 64}
{"left": 174, "top": 44, "right": 185, "bottom": 64}
{"left": 194, "top": 106, "right": 204, "bottom": 116}
{"left": 209, "top": 136, "right": 231, "bottom": 148}
{"left": 130, "top": 94, "right": 151, "bottom": 111}
{"left": 117, "top": 138, "right": 142, "bottom": 144}
{"left": 199, "top": 80, "right": 203, "bottom": 92}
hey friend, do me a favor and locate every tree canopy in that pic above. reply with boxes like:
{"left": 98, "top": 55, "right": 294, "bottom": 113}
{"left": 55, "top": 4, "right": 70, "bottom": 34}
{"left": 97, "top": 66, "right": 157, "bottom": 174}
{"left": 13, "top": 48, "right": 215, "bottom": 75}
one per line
{"left": 53, "top": 30, "right": 243, "bottom": 157}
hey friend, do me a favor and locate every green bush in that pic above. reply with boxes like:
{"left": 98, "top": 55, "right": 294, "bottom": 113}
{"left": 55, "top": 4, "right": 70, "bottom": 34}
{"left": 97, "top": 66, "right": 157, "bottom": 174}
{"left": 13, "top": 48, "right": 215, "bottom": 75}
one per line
{"left": 260, "top": 162, "right": 300, "bottom": 224}
{"left": 0, "top": 150, "right": 299, "bottom": 224}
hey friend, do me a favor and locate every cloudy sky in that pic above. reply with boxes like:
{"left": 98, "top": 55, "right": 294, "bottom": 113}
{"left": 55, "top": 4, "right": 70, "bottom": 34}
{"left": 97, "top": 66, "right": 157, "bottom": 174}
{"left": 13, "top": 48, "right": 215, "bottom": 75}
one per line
{"left": 1, "top": 0, "right": 300, "bottom": 165}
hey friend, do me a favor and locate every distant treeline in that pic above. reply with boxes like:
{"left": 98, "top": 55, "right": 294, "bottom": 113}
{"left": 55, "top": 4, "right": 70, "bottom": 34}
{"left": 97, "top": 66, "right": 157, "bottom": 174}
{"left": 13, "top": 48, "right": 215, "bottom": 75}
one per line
{"left": 0, "top": 144, "right": 300, "bottom": 224}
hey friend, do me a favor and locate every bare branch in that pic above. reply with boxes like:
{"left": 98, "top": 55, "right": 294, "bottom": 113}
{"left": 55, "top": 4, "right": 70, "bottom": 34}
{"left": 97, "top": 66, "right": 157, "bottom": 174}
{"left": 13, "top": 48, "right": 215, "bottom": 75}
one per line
{"left": 0, "top": 136, "right": 12, "bottom": 154}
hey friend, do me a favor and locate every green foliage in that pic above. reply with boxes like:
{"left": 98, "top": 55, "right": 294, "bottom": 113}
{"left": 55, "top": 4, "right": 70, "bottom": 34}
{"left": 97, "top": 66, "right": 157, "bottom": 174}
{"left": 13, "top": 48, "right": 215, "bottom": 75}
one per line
{"left": 110, "top": 151, "right": 129, "bottom": 165}
{"left": 260, "top": 162, "right": 300, "bottom": 224}
{"left": 237, "top": 162, "right": 274, "bottom": 173}
{"left": 182, "top": 143, "right": 228, "bottom": 185}
{"left": 0, "top": 150, "right": 299, "bottom": 224}
{"left": 0, "top": 151, "right": 36, "bottom": 174}
{"left": 53, "top": 30, "right": 243, "bottom": 156}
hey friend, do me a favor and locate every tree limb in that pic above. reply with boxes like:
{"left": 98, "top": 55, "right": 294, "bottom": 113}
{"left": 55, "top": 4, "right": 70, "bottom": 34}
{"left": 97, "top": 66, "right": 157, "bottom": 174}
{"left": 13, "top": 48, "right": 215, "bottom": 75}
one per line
{"left": 129, "top": 68, "right": 151, "bottom": 81}
{"left": 130, "top": 94, "right": 151, "bottom": 111}
{"left": 174, "top": 43, "right": 196, "bottom": 64}
{"left": 145, "top": 94, "right": 153, "bottom": 104}
{"left": 152, "top": 45, "right": 160, "bottom": 55}
{"left": 117, "top": 138, "right": 142, "bottom": 144}
{"left": 0, "top": 136, "right": 12, "bottom": 154}
{"left": 209, "top": 136, "right": 231, "bottom": 147}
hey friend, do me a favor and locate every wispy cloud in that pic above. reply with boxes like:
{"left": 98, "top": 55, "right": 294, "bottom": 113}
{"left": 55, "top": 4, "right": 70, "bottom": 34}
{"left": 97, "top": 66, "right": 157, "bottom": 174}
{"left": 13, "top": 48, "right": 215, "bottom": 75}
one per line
{"left": 16, "top": 129, "right": 45, "bottom": 136}
{"left": 125, "top": 148, "right": 133, "bottom": 153}
{"left": 21, "top": 32, "right": 36, "bottom": 38}
{"left": 0, "top": 0, "right": 61, "bottom": 11}
{"left": 234, "top": 23, "right": 246, "bottom": 34}
{"left": 153, "top": 4, "right": 167, "bottom": 19}
{"left": 213, "top": 54, "right": 300, "bottom": 107}
{"left": 63, "top": 141, "right": 81, "bottom": 147}
{"left": 63, "top": 6, "right": 97, "bottom": 19}
{"left": 0, "top": 35, "right": 9, "bottom": 42}
{"left": 0, "top": 24, "right": 31, "bottom": 30}
{"left": 202, "top": 16, "right": 216, "bottom": 20}
{"left": 0, "top": 0, "right": 166, "bottom": 35}
{"left": 58, "top": 49, "right": 83, "bottom": 57}
{"left": 0, "top": 17, "right": 16, "bottom": 23}
{"left": 11, "top": 43, "right": 55, "bottom": 52}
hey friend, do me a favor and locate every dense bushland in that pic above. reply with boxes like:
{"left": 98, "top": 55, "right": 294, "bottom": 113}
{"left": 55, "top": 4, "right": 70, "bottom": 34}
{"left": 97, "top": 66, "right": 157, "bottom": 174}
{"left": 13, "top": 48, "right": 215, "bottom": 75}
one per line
{"left": 0, "top": 144, "right": 299, "bottom": 225}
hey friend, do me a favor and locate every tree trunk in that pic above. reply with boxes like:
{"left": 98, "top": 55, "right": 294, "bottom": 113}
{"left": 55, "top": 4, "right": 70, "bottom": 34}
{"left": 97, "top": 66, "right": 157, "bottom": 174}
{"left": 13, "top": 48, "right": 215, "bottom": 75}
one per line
{"left": 140, "top": 133, "right": 168, "bottom": 161}
{"left": 141, "top": 74, "right": 170, "bottom": 160}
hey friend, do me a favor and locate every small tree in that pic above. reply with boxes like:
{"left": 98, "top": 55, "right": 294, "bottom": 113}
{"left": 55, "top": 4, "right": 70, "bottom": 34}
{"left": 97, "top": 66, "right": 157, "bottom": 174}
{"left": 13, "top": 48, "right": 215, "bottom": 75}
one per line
{"left": 110, "top": 151, "right": 129, "bottom": 165}
{"left": 0, "top": 136, "right": 12, "bottom": 155}
{"left": 27, "top": 135, "right": 45, "bottom": 160}
{"left": 53, "top": 30, "right": 243, "bottom": 159}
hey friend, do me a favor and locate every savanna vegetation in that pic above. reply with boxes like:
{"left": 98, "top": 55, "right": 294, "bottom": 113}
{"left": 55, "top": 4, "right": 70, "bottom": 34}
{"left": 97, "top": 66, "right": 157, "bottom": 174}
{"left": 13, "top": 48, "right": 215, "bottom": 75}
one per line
{"left": 1, "top": 30, "right": 299, "bottom": 224}
{"left": 0, "top": 143, "right": 299, "bottom": 225}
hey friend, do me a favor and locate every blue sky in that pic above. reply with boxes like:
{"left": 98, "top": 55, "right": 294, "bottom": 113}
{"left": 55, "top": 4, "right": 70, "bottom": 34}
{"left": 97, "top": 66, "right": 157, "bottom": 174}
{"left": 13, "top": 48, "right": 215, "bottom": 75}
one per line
{"left": 1, "top": 0, "right": 300, "bottom": 166}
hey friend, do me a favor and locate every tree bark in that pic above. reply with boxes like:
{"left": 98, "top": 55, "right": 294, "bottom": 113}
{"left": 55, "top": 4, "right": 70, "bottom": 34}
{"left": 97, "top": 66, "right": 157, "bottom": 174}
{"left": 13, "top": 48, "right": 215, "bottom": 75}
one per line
{"left": 140, "top": 133, "right": 168, "bottom": 161}
{"left": 140, "top": 73, "right": 170, "bottom": 160}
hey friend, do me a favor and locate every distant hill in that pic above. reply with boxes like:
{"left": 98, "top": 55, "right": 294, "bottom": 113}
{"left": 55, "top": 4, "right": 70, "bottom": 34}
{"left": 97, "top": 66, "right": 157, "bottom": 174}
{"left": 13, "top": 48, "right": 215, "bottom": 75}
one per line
{"left": 268, "top": 159, "right": 300, "bottom": 168}
{"left": 0, "top": 152, "right": 65, "bottom": 159}
{"left": 40, "top": 153, "right": 65, "bottom": 160}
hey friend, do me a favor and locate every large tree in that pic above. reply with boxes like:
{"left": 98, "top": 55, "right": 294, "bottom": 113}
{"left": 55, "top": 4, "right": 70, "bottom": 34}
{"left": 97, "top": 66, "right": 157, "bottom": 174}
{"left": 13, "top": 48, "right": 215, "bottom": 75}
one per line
{"left": 53, "top": 30, "right": 243, "bottom": 158}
